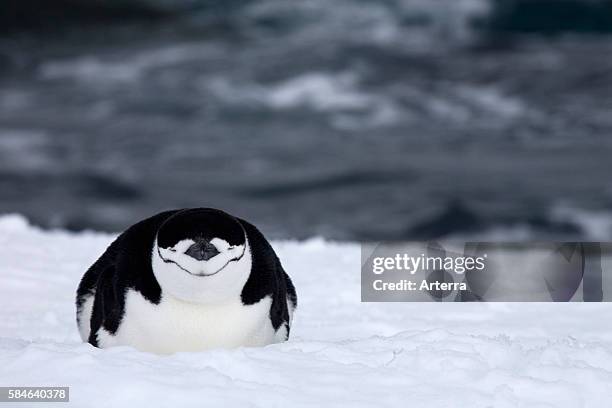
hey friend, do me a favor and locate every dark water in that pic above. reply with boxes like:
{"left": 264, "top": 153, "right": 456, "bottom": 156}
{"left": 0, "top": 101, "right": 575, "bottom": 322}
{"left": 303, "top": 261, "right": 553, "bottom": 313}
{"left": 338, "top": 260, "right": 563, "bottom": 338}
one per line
{"left": 1, "top": 0, "right": 612, "bottom": 240}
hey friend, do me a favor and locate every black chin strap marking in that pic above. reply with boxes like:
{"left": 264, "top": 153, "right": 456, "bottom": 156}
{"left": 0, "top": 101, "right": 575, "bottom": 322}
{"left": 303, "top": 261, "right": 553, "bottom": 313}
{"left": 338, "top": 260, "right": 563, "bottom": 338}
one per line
{"left": 157, "top": 240, "right": 246, "bottom": 277}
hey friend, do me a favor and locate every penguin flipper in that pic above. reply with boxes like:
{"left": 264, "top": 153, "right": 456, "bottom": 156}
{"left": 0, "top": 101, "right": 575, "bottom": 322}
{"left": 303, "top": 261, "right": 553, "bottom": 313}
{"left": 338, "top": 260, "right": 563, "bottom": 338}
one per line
{"left": 76, "top": 238, "right": 121, "bottom": 343}
{"left": 237, "top": 217, "right": 296, "bottom": 337}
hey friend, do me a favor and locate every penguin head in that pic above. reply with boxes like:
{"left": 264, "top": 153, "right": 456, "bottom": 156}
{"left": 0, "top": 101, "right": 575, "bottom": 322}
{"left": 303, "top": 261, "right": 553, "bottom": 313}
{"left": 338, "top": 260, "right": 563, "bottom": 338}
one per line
{"left": 152, "top": 208, "right": 252, "bottom": 303}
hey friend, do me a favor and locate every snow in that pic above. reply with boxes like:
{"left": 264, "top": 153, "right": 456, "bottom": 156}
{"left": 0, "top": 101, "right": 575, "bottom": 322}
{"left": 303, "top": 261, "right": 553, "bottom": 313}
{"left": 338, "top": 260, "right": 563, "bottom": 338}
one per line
{"left": 1, "top": 214, "right": 611, "bottom": 407}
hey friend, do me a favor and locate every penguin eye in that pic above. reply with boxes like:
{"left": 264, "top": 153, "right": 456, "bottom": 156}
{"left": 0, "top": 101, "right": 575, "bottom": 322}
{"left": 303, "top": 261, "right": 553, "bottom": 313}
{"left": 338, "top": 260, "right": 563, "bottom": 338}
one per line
{"left": 169, "top": 248, "right": 176, "bottom": 252}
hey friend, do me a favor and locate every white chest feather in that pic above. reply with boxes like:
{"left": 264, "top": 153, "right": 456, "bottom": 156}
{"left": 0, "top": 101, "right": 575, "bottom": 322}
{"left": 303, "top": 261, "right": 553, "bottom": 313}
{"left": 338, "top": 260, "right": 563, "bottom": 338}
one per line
{"left": 96, "top": 290, "right": 278, "bottom": 354}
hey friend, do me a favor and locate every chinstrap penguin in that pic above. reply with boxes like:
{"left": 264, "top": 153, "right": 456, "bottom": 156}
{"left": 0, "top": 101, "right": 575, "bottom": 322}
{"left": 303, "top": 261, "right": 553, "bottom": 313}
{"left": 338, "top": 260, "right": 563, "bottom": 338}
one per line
{"left": 76, "top": 208, "right": 297, "bottom": 354}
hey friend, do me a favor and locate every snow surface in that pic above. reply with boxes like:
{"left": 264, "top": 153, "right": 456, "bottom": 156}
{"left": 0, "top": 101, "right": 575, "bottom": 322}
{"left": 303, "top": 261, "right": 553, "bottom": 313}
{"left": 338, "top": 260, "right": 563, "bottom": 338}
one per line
{"left": 1, "top": 214, "right": 611, "bottom": 407}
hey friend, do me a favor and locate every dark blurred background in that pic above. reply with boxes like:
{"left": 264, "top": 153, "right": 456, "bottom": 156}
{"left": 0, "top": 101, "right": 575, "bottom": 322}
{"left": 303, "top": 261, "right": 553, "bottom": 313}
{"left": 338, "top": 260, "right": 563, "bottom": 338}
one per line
{"left": 1, "top": 0, "right": 612, "bottom": 240}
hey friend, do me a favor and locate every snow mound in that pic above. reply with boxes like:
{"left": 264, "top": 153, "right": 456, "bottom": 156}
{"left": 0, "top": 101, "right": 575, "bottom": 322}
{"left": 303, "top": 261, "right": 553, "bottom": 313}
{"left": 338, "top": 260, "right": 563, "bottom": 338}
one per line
{"left": 1, "top": 216, "right": 611, "bottom": 406}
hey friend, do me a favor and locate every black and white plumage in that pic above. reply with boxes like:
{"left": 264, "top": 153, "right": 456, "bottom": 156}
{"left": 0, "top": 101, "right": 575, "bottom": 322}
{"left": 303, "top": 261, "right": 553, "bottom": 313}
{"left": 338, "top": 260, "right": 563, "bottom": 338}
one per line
{"left": 76, "top": 208, "right": 297, "bottom": 354}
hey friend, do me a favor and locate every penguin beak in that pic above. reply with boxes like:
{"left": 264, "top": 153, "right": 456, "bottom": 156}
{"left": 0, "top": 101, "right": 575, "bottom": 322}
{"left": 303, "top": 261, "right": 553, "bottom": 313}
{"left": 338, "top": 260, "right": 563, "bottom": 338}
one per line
{"left": 185, "top": 241, "right": 220, "bottom": 261}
